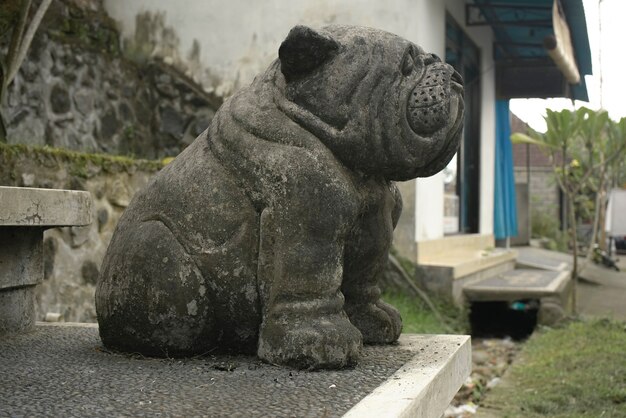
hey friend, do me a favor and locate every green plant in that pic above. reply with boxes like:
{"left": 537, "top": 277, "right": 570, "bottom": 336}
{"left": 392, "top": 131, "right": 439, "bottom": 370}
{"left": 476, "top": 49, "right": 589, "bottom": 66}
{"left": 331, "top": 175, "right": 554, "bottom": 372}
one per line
{"left": 531, "top": 204, "right": 568, "bottom": 252}
{"left": 512, "top": 108, "right": 626, "bottom": 313}
{"left": 382, "top": 290, "right": 468, "bottom": 334}
{"left": 530, "top": 195, "right": 567, "bottom": 251}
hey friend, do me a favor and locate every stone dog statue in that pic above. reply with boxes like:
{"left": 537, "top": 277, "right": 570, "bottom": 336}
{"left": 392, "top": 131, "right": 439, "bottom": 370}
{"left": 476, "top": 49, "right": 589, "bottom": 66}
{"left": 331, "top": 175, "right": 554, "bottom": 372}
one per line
{"left": 95, "top": 25, "right": 464, "bottom": 369}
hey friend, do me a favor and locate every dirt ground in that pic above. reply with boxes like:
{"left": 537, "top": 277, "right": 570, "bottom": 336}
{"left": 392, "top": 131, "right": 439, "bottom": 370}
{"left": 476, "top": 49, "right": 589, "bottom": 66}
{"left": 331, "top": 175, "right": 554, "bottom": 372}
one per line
{"left": 577, "top": 255, "right": 626, "bottom": 320}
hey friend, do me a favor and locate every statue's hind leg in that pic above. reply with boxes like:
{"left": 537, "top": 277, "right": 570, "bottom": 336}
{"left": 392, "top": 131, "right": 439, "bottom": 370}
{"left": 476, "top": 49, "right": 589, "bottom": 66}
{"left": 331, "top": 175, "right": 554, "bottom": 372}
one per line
{"left": 96, "top": 220, "right": 215, "bottom": 357}
{"left": 342, "top": 181, "right": 403, "bottom": 344}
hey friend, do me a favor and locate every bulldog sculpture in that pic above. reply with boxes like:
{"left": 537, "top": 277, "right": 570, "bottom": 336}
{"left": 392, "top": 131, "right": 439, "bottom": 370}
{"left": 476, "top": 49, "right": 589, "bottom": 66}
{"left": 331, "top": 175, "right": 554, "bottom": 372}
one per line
{"left": 95, "top": 25, "right": 464, "bottom": 369}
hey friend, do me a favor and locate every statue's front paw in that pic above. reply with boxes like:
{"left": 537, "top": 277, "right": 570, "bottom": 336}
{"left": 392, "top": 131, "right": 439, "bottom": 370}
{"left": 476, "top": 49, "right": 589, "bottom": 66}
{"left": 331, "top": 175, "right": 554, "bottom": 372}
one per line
{"left": 258, "top": 313, "right": 362, "bottom": 369}
{"left": 345, "top": 300, "right": 402, "bottom": 344}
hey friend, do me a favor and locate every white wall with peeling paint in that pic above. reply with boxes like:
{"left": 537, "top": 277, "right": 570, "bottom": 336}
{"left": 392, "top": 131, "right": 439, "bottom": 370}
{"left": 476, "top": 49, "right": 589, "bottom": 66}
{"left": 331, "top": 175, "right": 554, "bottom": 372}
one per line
{"left": 103, "top": 0, "right": 496, "bottom": 258}
{"left": 104, "top": 0, "right": 432, "bottom": 96}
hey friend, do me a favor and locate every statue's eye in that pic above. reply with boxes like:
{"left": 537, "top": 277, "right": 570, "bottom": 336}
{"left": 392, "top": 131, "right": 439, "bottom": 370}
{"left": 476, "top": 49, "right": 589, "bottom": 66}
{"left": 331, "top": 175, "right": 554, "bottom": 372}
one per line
{"left": 401, "top": 52, "right": 414, "bottom": 76}
{"left": 424, "top": 54, "right": 441, "bottom": 65}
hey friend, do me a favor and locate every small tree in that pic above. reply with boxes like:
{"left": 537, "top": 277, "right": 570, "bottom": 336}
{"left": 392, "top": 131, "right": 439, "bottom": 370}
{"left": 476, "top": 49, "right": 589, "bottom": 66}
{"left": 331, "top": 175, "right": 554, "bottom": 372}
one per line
{"left": 580, "top": 114, "right": 626, "bottom": 259}
{"left": 0, "top": 0, "right": 52, "bottom": 142}
{"left": 512, "top": 108, "right": 626, "bottom": 313}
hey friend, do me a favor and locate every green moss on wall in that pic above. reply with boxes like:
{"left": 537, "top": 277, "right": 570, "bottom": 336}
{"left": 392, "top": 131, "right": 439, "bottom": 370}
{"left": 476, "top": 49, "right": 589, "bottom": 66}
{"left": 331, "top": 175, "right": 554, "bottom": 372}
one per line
{"left": 46, "top": 1, "right": 121, "bottom": 56}
{"left": 0, "top": 0, "right": 21, "bottom": 40}
{"left": 0, "top": 142, "right": 167, "bottom": 180}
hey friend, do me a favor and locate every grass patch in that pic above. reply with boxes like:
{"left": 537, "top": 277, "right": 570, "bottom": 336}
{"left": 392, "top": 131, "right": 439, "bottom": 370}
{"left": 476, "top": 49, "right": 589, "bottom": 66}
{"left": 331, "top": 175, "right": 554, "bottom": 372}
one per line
{"left": 382, "top": 290, "right": 468, "bottom": 335}
{"left": 481, "top": 318, "right": 626, "bottom": 417}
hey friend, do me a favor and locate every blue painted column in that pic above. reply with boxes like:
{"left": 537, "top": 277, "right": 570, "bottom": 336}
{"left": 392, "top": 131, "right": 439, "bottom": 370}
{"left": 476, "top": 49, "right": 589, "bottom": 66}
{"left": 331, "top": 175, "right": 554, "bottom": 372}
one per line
{"left": 494, "top": 99, "right": 518, "bottom": 240}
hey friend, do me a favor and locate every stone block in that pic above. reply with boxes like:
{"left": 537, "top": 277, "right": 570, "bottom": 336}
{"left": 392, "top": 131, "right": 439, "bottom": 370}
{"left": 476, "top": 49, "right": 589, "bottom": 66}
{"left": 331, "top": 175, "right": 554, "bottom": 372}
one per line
{"left": 0, "top": 186, "right": 92, "bottom": 227}
{"left": 0, "top": 228, "right": 43, "bottom": 290}
{"left": 0, "top": 288, "right": 35, "bottom": 334}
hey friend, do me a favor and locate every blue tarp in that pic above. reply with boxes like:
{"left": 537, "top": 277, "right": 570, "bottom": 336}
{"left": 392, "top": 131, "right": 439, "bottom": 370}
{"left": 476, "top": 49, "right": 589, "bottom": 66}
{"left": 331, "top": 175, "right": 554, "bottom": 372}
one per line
{"left": 494, "top": 99, "right": 518, "bottom": 240}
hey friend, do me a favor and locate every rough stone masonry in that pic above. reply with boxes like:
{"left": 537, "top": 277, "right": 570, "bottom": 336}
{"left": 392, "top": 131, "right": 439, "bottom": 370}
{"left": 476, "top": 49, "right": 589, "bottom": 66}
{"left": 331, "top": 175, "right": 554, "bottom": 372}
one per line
{"left": 95, "top": 25, "right": 465, "bottom": 369}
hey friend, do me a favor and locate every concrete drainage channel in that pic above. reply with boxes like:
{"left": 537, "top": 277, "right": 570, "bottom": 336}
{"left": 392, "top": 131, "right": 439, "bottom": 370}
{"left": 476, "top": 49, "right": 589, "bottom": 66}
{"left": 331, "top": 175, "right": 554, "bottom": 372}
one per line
{"left": 463, "top": 266, "right": 573, "bottom": 341}
{"left": 447, "top": 298, "right": 543, "bottom": 417}
{"left": 447, "top": 247, "right": 577, "bottom": 416}
{"left": 469, "top": 299, "right": 539, "bottom": 341}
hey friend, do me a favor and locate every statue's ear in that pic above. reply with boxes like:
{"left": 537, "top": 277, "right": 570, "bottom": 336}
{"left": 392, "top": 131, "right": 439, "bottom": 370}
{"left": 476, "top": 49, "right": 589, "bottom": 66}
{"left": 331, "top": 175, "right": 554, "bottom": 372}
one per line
{"left": 279, "top": 26, "right": 339, "bottom": 82}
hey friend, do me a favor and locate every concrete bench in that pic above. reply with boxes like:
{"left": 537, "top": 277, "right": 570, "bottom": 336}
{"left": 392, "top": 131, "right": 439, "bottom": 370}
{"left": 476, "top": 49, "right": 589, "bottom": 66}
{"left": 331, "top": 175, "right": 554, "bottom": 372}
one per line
{"left": 0, "top": 186, "right": 92, "bottom": 333}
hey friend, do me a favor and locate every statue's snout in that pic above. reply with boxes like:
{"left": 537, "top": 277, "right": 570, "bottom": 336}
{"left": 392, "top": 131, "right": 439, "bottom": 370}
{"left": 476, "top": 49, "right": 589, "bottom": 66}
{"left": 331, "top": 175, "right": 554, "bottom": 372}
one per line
{"left": 407, "top": 62, "right": 458, "bottom": 134}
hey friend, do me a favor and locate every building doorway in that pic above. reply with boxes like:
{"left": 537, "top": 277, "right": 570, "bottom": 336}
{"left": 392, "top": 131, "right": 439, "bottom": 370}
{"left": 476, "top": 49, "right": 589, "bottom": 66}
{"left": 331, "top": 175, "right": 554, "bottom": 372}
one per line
{"left": 445, "top": 14, "right": 482, "bottom": 234}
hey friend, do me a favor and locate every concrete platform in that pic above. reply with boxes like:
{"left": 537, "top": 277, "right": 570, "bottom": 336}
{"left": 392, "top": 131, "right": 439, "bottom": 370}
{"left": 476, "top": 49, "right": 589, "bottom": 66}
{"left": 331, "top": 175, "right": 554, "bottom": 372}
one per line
{"left": 516, "top": 247, "right": 569, "bottom": 272}
{"left": 0, "top": 324, "right": 470, "bottom": 417}
{"left": 463, "top": 269, "right": 570, "bottom": 302}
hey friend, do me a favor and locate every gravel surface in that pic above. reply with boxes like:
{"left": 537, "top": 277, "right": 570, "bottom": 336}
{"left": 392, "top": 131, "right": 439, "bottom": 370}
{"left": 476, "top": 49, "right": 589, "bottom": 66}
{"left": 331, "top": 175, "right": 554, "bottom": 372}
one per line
{"left": 445, "top": 338, "right": 521, "bottom": 417}
{"left": 0, "top": 325, "right": 416, "bottom": 417}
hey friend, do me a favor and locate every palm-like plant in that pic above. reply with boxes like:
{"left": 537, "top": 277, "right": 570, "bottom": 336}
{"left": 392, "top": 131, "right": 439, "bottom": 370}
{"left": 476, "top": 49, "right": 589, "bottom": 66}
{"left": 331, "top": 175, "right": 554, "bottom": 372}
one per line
{"left": 512, "top": 108, "right": 626, "bottom": 313}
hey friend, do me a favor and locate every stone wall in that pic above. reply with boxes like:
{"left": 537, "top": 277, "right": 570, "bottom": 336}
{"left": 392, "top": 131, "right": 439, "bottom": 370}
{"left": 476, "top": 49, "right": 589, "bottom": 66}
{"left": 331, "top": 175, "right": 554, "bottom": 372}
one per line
{"left": 0, "top": 143, "right": 162, "bottom": 322}
{"left": 2, "top": 0, "right": 220, "bottom": 158}
{"left": 514, "top": 167, "right": 560, "bottom": 219}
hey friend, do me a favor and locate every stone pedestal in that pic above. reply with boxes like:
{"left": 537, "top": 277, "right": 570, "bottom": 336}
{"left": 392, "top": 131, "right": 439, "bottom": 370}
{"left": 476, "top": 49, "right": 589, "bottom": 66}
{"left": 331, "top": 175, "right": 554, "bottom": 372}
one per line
{"left": 0, "top": 186, "right": 91, "bottom": 333}
{"left": 344, "top": 334, "right": 471, "bottom": 417}
{"left": 0, "top": 325, "right": 471, "bottom": 417}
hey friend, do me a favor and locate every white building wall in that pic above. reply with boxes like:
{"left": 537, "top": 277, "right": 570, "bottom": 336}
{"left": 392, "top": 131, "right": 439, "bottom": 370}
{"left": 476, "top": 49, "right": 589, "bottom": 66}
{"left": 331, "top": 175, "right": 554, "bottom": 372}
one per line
{"left": 414, "top": 0, "right": 496, "bottom": 241}
{"left": 103, "top": 0, "right": 496, "bottom": 250}
{"left": 479, "top": 69, "right": 496, "bottom": 237}
{"left": 105, "top": 0, "right": 430, "bottom": 96}
{"left": 413, "top": 1, "right": 446, "bottom": 243}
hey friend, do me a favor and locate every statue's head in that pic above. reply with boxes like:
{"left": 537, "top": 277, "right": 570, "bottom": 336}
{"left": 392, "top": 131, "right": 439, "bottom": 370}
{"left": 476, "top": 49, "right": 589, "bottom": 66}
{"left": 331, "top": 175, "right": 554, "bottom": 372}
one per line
{"left": 276, "top": 25, "right": 464, "bottom": 181}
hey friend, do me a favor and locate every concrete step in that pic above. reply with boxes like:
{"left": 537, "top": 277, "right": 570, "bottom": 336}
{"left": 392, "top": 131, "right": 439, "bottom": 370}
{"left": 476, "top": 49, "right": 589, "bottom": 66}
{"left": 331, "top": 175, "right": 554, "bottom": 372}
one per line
{"left": 422, "top": 250, "right": 517, "bottom": 303}
{"left": 421, "top": 247, "right": 517, "bottom": 280}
